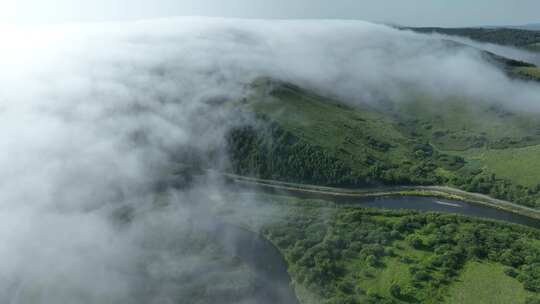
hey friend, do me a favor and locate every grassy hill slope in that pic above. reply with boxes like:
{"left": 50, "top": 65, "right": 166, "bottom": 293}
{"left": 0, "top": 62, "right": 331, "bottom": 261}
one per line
{"left": 226, "top": 78, "right": 540, "bottom": 208}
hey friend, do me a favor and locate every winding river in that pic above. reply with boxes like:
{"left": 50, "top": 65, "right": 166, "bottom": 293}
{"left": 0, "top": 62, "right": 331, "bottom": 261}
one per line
{"left": 250, "top": 184, "right": 540, "bottom": 229}
{"left": 351, "top": 195, "right": 540, "bottom": 229}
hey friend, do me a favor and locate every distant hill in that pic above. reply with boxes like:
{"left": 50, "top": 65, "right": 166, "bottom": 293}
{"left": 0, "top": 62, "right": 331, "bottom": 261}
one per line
{"left": 481, "top": 23, "right": 540, "bottom": 31}
{"left": 507, "top": 23, "right": 540, "bottom": 31}
{"left": 404, "top": 27, "right": 540, "bottom": 47}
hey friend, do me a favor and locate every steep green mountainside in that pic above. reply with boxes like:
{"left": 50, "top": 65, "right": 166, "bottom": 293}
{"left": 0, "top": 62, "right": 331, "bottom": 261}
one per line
{"left": 228, "top": 78, "right": 451, "bottom": 187}
{"left": 405, "top": 27, "right": 540, "bottom": 47}
{"left": 226, "top": 78, "right": 540, "bottom": 207}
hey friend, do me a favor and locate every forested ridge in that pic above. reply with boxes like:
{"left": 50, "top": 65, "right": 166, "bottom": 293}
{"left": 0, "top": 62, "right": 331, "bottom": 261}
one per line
{"left": 405, "top": 27, "right": 540, "bottom": 47}
{"left": 225, "top": 79, "right": 540, "bottom": 207}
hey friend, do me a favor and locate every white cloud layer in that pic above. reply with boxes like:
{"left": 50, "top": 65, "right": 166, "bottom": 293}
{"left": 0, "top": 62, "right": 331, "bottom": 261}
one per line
{"left": 0, "top": 17, "right": 539, "bottom": 303}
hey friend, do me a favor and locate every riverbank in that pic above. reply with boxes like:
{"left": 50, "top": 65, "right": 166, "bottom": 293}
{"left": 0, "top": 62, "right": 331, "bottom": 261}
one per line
{"left": 218, "top": 172, "right": 540, "bottom": 221}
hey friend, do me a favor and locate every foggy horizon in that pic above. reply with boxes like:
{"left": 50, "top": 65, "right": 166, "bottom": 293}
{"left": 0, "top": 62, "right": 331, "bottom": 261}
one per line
{"left": 1, "top": 0, "right": 540, "bottom": 28}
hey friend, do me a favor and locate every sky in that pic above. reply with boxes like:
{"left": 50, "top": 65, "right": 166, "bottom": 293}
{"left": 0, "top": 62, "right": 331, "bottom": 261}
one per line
{"left": 1, "top": 0, "right": 540, "bottom": 27}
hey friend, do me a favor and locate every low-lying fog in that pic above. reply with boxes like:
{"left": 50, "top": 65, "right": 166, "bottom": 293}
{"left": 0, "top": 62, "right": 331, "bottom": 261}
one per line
{"left": 0, "top": 17, "right": 539, "bottom": 303}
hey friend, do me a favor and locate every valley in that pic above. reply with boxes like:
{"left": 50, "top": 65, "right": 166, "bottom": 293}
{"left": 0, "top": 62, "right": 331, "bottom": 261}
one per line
{"left": 218, "top": 38, "right": 540, "bottom": 302}
{"left": 3, "top": 15, "right": 540, "bottom": 304}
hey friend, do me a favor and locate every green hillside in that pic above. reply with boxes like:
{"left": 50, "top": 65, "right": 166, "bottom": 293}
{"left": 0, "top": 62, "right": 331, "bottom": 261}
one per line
{"left": 226, "top": 78, "right": 540, "bottom": 207}
{"left": 228, "top": 78, "right": 450, "bottom": 187}
{"left": 382, "top": 94, "right": 540, "bottom": 151}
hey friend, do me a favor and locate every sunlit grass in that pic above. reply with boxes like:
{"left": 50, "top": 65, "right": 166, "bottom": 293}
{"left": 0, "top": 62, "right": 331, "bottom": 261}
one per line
{"left": 446, "top": 262, "right": 534, "bottom": 304}
{"left": 457, "top": 144, "right": 540, "bottom": 188}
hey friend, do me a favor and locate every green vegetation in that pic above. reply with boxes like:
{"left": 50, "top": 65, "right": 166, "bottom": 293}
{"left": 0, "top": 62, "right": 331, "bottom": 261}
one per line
{"left": 446, "top": 262, "right": 533, "bottom": 304}
{"left": 456, "top": 145, "right": 540, "bottom": 188}
{"left": 405, "top": 27, "right": 540, "bottom": 47}
{"left": 227, "top": 78, "right": 470, "bottom": 187}
{"left": 226, "top": 78, "right": 540, "bottom": 207}
{"left": 387, "top": 96, "right": 540, "bottom": 151}
{"left": 217, "top": 26, "right": 540, "bottom": 304}
{"left": 242, "top": 195, "right": 540, "bottom": 304}
{"left": 515, "top": 67, "right": 540, "bottom": 81}
{"left": 227, "top": 79, "right": 434, "bottom": 187}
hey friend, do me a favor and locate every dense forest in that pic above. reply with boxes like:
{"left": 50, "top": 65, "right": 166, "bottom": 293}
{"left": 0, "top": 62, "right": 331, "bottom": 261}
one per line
{"left": 227, "top": 121, "right": 460, "bottom": 187}
{"left": 259, "top": 198, "right": 540, "bottom": 303}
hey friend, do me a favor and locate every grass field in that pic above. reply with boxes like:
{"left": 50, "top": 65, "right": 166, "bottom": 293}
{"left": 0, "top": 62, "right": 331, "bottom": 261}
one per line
{"left": 515, "top": 67, "right": 540, "bottom": 81}
{"left": 446, "top": 262, "right": 534, "bottom": 304}
{"left": 355, "top": 258, "right": 411, "bottom": 296}
{"left": 250, "top": 79, "right": 540, "bottom": 153}
{"left": 390, "top": 96, "right": 540, "bottom": 151}
{"left": 248, "top": 78, "right": 540, "bottom": 154}
{"left": 347, "top": 240, "right": 446, "bottom": 302}
{"left": 456, "top": 144, "right": 540, "bottom": 188}
{"left": 248, "top": 78, "right": 411, "bottom": 164}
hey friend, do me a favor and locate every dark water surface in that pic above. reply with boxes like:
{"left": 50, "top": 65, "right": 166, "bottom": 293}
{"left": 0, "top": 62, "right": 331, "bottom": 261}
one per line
{"left": 251, "top": 184, "right": 540, "bottom": 229}
{"left": 354, "top": 195, "right": 540, "bottom": 229}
